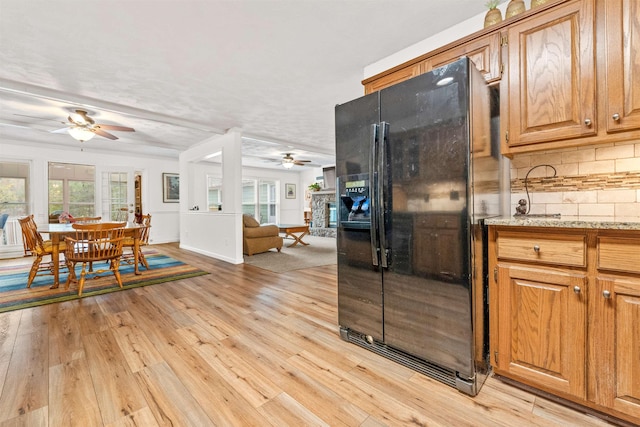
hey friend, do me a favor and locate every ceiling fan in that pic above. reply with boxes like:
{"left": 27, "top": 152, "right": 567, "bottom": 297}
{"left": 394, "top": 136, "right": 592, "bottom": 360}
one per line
{"left": 51, "top": 109, "right": 135, "bottom": 142}
{"left": 281, "top": 153, "right": 311, "bottom": 169}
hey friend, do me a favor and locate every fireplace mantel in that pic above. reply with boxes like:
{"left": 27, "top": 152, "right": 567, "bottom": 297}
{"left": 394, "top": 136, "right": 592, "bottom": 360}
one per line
{"left": 310, "top": 191, "right": 336, "bottom": 238}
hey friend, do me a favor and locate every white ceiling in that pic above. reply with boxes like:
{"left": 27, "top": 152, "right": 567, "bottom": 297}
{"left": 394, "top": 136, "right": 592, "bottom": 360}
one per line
{"left": 0, "top": 0, "right": 489, "bottom": 170}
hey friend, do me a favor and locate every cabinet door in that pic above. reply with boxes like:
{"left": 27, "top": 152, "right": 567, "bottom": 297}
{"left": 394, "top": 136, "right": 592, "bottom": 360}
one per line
{"left": 594, "top": 275, "right": 640, "bottom": 420}
{"left": 496, "top": 264, "right": 587, "bottom": 398}
{"left": 363, "top": 63, "right": 422, "bottom": 94}
{"left": 505, "top": 0, "right": 596, "bottom": 147}
{"left": 425, "top": 32, "right": 502, "bottom": 83}
{"left": 604, "top": 0, "right": 640, "bottom": 133}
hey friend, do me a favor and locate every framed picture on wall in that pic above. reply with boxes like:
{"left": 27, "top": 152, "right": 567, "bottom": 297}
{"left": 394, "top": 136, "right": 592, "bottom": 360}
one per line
{"left": 163, "top": 173, "right": 180, "bottom": 203}
{"left": 285, "top": 183, "right": 296, "bottom": 199}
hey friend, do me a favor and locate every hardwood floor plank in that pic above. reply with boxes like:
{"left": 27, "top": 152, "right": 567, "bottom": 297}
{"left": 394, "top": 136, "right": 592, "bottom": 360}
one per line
{"left": 184, "top": 304, "right": 241, "bottom": 340}
{"left": 104, "top": 406, "right": 159, "bottom": 427}
{"left": 221, "top": 331, "right": 370, "bottom": 426}
{"left": 192, "top": 337, "right": 282, "bottom": 408}
{"left": 82, "top": 330, "right": 148, "bottom": 424}
{"left": 0, "top": 405, "right": 48, "bottom": 427}
{"left": 47, "top": 302, "right": 86, "bottom": 366}
{"left": 0, "top": 243, "right": 622, "bottom": 426}
{"left": 0, "top": 321, "right": 48, "bottom": 422}
{"left": 0, "top": 311, "right": 20, "bottom": 398}
{"left": 106, "top": 311, "right": 165, "bottom": 373}
{"left": 286, "top": 349, "right": 441, "bottom": 426}
{"left": 257, "top": 392, "right": 331, "bottom": 427}
{"left": 531, "top": 396, "right": 615, "bottom": 426}
{"left": 49, "top": 357, "right": 102, "bottom": 425}
{"left": 133, "top": 362, "right": 213, "bottom": 426}
{"left": 125, "top": 294, "right": 271, "bottom": 426}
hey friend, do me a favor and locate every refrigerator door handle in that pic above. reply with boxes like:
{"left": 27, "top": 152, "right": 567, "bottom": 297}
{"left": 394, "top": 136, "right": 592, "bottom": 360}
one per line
{"left": 378, "top": 121, "right": 389, "bottom": 268}
{"left": 369, "top": 123, "right": 380, "bottom": 266}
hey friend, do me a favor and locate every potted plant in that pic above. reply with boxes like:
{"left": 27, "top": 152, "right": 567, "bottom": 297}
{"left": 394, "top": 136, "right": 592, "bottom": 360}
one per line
{"left": 484, "top": 0, "right": 503, "bottom": 28}
{"left": 308, "top": 182, "right": 321, "bottom": 192}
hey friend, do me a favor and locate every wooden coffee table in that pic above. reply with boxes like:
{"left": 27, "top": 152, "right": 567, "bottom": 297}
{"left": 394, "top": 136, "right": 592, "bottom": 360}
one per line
{"left": 278, "top": 224, "right": 310, "bottom": 247}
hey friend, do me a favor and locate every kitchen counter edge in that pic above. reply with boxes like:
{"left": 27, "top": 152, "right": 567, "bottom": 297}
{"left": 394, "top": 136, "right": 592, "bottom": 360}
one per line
{"left": 484, "top": 216, "right": 640, "bottom": 230}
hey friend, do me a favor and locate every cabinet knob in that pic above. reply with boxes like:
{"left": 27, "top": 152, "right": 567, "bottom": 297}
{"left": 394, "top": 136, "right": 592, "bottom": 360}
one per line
{"left": 584, "top": 118, "right": 592, "bottom": 126}
{"left": 612, "top": 113, "right": 620, "bottom": 121}
{"left": 603, "top": 290, "right": 611, "bottom": 299}
{"left": 533, "top": 245, "right": 540, "bottom": 253}
{"left": 573, "top": 286, "right": 581, "bottom": 294}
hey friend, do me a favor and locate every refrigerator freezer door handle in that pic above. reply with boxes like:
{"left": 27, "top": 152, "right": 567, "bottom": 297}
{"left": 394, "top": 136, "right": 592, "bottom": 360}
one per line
{"left": 378, "top": 121, "right": 389, "bottom": 268}
{"left": 369, "top": 123, "right": 380, "bottom": 266}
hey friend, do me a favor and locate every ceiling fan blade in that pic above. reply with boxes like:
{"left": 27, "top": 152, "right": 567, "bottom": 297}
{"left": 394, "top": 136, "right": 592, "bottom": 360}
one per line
{"left": 93, "top": 128, "right": 118, "bottom": 140}
{"left": 50, "top": 127, "right": 71, "bottom": 134}
{"left": 95, "top": 124, "right": 135, "bottom": 132}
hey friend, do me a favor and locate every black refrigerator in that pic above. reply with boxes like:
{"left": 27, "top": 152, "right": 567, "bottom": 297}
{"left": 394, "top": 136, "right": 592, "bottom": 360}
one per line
{"left": 335, "top": 57, "right": 501, "bottom": 396}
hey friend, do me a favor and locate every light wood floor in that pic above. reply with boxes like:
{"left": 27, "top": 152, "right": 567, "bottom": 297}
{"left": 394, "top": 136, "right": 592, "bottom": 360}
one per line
{"left": 0, "top": 243, "right": 619, "bottom": 426}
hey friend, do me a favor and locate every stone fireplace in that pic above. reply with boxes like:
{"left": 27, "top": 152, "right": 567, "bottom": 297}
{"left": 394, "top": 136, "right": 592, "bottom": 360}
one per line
{"left": 310, "top": 190, "right": 336, "bottom": 238}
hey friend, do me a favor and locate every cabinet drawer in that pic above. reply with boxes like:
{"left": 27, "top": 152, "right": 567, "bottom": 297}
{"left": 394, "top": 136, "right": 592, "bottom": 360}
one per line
{"left": 598, "top": 237, "right": 640, "bottom": 274}
{"left": 497, "top": 232, "right": 586, "bottom": 267}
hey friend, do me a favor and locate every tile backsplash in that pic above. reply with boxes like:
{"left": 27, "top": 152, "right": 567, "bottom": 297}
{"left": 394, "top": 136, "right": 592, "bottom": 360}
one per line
{"left": 509, "top": 141, "right": 640, "bottom": 219}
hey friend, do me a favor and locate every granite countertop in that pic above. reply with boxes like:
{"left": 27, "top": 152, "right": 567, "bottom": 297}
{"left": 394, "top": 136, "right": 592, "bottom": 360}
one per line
{"left": 484, "top": 215, "right": 640, "bottom": 230}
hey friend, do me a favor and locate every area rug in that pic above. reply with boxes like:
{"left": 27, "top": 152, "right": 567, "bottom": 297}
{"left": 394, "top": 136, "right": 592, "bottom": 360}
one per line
{"left": 243, "top": 235, "right": 336, "bottom": 273}
{"left": 0, "top": 252, "right": 208, "bottom": 313}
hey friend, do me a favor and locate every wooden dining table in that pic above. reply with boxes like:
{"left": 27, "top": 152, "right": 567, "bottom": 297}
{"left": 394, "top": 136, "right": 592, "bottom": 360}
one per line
{"left": 39, "top": 222, "right": 146, "bottom": 288}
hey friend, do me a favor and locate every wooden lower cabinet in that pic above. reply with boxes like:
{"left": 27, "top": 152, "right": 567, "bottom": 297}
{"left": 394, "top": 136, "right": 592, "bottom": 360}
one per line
{"left": 593, "top": 275, "right": 640, "bottom": 420}
{"left": 495, "top": 264, "right": 587, "bottom": 398}
{"left": 489, "top": 226, "right": 640, "bottom": 425}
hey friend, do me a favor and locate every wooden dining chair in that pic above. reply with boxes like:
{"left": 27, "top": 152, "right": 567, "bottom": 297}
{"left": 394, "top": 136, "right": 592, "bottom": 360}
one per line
{"left": 122, "top": 214, "right": 151, "bottom": 269}
{"left": 114, "top": 207, "right": 129, "bottom": 222}
{"left": 18, "top": 215, "right": 67, "bottom": 288}
{"left": 71, "top": 216, "right": 101, "bottom": 223}
{"left": 64, "top": 222, "right": 126, "bottom": 296}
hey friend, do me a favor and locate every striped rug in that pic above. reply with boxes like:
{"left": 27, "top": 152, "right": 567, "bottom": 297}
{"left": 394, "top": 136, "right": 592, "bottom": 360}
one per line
{"left": 0, "top": 252, "right": 208, "bottom": 313}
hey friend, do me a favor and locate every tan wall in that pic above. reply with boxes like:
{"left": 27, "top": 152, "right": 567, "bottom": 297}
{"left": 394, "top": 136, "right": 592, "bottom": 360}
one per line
{"left": 509, "top": 140, "right": 640, "bottom": 219}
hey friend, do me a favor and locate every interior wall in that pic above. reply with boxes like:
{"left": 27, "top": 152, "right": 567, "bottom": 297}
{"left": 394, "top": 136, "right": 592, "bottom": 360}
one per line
{"left": 363, "top": 1, "right": 512, "bottom": 79}
{"left": 1, "top": 138, "right": 326, "bottom": 261}
{"left": 0, "top": 141, "right": 180, "bottom": 245}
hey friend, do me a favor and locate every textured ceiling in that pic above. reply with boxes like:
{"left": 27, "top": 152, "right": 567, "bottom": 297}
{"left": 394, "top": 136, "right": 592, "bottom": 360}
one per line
{"left": 0, "top": 0, "right": 489, "bottom": 169}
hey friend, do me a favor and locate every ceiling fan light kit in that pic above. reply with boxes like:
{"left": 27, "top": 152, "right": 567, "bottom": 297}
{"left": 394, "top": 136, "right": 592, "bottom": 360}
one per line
{"left": 53, "top": 109, "right": 135, "bottom": 144}
{"left": 281, "top": 153, "right": 311, "bottom": 168}
{"left": 67, "top": 126, "right": 95, "bottom": 142}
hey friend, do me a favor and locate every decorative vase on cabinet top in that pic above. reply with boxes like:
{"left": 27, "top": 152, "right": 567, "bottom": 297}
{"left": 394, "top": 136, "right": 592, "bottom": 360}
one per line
{"left": 484, "top": 8, "right": 502, "bottom": 28}
{"left": 530, "top": 0, "right": 552, "bottom": 8}
{"left": 506, "top": 0, "right": 526, "bottom": 18}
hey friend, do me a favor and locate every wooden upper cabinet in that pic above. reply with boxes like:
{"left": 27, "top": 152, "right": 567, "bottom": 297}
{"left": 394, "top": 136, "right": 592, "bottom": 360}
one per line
{"left": 505, "top": 0, "right": 596, "bottom": 147}
{"left": 363, "top": 62, "right": 423, "bottom": 94}
{"left": 424, "top": 32, "right": 502, "bottom": 83}
{"left": 604, "top": 0, "right": 640, "bottom": 133}
{"left": 364, "top": 32, "right": 502, "bottom": 95}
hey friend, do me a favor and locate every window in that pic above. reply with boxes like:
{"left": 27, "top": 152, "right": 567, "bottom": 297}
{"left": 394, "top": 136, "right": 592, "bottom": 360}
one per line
{"left": 48, "top": 162, "right": 96, "bottom": 222}
{"left": 207, "top": 175, "right": 222, "bottom": 211}
{"left": 242, "top": 179, "right": 278, "bottom": 224}
{"left": 0, "top": 161, "right": 29, "bottom": 216}
{"left": 105, "top": 172, "right": 128, "bottom": 220}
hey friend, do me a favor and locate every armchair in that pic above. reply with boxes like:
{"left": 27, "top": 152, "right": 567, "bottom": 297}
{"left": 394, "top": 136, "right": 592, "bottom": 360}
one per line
{"left": 242, "top": 215, "right": 283, "bottom": 256}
